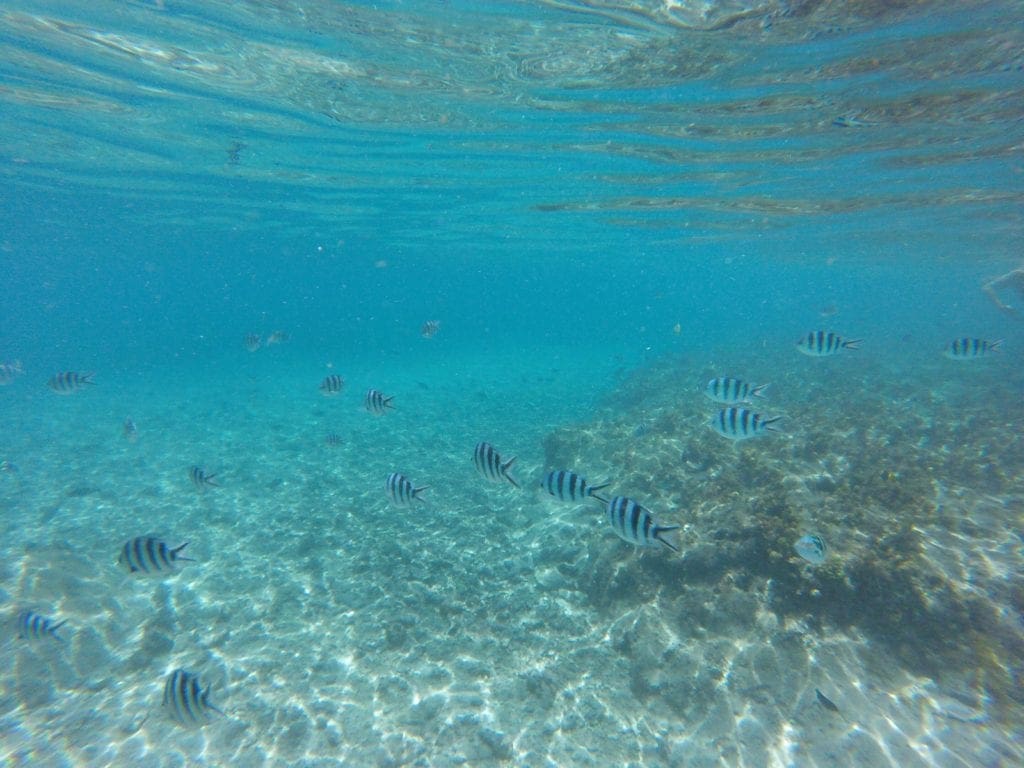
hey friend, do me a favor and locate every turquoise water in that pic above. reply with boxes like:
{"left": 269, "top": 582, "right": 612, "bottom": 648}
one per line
{"left": 1, "top": 1, "right": 1023, "bottom": 766}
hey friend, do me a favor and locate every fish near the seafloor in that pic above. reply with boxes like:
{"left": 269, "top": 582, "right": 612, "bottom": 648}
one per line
{"left": 710, "top": 407, "right": 781, "bottom": 440}
{"left": 320, "top": 374, "right": 345, "bottom": 395}
{"left": 815, "top": 688, "right": 842, "bottom": 715}
{"left": 17, "top": 610, "right": 68, "bottom": 642}
{"left": 48, "top": 371, "right": 95, "bottom": 394}
{"left": 541, "top": 470, "right": 610, "bottom": 504}
{"left": 944, "top": 337, "right": 1002, "bottom": 360}
{"left": 606, "top": 496, "right": 680, "bottom": 552}
{"left": 704, "top": 376, "right": 769, "bottom": 405}
{"left": 796, "top": 331, "right": 861, "bottom": 357}
{"left": 123, "top": 417, "right": 138, "bottom": 442}
{"left": 118, "top": 537, "right": 194, "bottom": 575}
{"left": 794, "top": 534, "right": 828, "bottom": 565}
{"left": 385, "top": 472, "right": 428, "bottom": 506}
{"left": 243, "top": 333, "right": 261, "bottom": 352}
{"left": 365, "top": 388, "right": 395, "bottom": 415}
{"left": 473, "top": 442, "right": 519, "bottom": 488}
{"left": 421, "top": 320, "right": 441, "bottom": 339}
{"left": 190, "top": 466, "right": 217, "bottom": 488}
{"left": 163, "top": 668, "right": 225, "bottom": 725}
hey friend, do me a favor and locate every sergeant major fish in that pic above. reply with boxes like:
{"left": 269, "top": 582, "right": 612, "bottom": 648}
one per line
{"left": 711, "top": 407, "right": 781, "bottom": 440}
{"left": 474, "top": 442, "right": 519, "bottom": 488}
{"left": 704, "top": 377, "right": 769, "bottom": 405}
{"left": 606, "top": 496, "right": 679, "bottom": 552}
{"left": 944, "top": 337, "right": 1002, "bottom": 360}
{"left": 119, "top": 537, "right": 193, "bottom": 575}
{"left": 319, "top": 374, "right": 345, "bottom": 396}
{"left": 163, "top": 668, "right": 225, "bottom": 725}
{"left": 385, "top": 472, "right": 428, "bottom": 506}
{"left": 244, "top": 333, "right": 261, "bottom": 352}
{"left": 796, "top": 331, "right": 861, "bottom": 357}
{"left": 365, "top": 388, "right": 395, "bottom": 415}
{"left": 794, "top": 534, "right": 828, "bottom": 565}
{"left": 190, "top": 466, "right": 217, "bottom": 488}
{"left": 541, "top": 470, "right": 610, "bottom": 504}
{"left": 17, "top": 610, "right": 68, "bottom": 642}
{"left": 48, "top": 371, "right": 95, "bottom": 394}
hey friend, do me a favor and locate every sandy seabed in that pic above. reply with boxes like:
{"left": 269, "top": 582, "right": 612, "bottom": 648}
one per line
{"left": 1, "top": 347, "right": 1021, "bottom": 767}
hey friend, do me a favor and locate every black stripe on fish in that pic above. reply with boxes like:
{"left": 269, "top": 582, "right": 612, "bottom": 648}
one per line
{"left": 48, "top": 371, "right": 95, "bottom": 394}
{"left": 163, "top": 668, "right": 224, "bottom": 725}
{"left": 120, "top": 537, "right": 193, "bottom": 574}
{"left": 474, "top": 442, "right": 519, "bottom": 488}
{"left": 541, "top": 470, "right": 609, "bottom": 503}
{"left": 365, "top": 389, "right": 395, "bottom": 414}
{"left": 386, "top": 473, "right": 427, "bottom": 505}
{"left": 190, "top": 466, "right": 217, "bottom": 488}
{"left": 606, "top": 496, "right": 679, "bottom": 552}
{"left": 17, "top": 610, "right": 68, "bottom": 642}
{"left": 319, "top": 374, "right": 345, "bottom": 395}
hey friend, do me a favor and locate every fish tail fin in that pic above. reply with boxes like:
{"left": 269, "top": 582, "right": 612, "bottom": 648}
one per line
{"left": 385, "top": 396, "right": 396, "bottom": 409}
{"left": 842, "top": 339, "right": 862, "bottom": 350}
{"left": 205, "top": 474, "right": 219, "bottom": 487}
{"left": 752, "top": 383, "right": 770, "bottom": 398}
{"left": 82, "top": 372, "right": 96, "bottom": 385}
{"left": 655, "top": 525, "right": 681, "bottom": 553}
{"left": 992, "top": 339, "right": 1004, "bottom": 350}
{"left": 502, "top": 457, "right": 520, "bottom": 488}
{"left": 764, "top": 416, "right": 783, "bottom": 431}
{"left": 50, "top": 619, "right": 69, "bottom": 641}
{"left": 172, "top": 542, "right": 195, "bottom": 561}
{"left": 414, "top": 485, "right": 430, "bottom": 501}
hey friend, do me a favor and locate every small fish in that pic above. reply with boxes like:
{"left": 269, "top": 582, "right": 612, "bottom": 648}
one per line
{"left": 819, "top": 304, "right": 838, "bottom": 318}
{"left": 606, "top": 496, "right": 679, "bottom": 552}
{"left": 163, "top": 668, "right": 225, "bottom": 725}
{"left": 796, "top": 331, "right": 861, "bottom": 357}
{"left": 944, "top": 337, "right": 1002, "bottom": 360}
{"left": 421, "top": 320, "right": 441, "bottom": 339}
{"left": 704, "top": 377, "right": 769, "bottom": 405}
{"left": 48, "top": 371, "right": 95, "bottom": 394}
{"left": 815, "top": 688, "right": 842, "bottom": 715}
{"left": 672, "top": 322, "right": 682, "bottom": 335}
{"left": 1, "top": 459, "right": 17, "bottom": 474}
{"left": 265, "top": 330, "right": 289, "bottom": 346}
{"left": 0, "top": 360, "right": 24, "bottom": 385}
{"left": 243, "top": 333, "right": 261, "bottom": 352}
{"left": 189, "top": 466, "right": 217, "bottom": 488}
{"left": 794, "top": 534, "right": 828, "bottom": 565}
{"left": 319, "top": 374, "right": 345, "bottom": 396}
{"left": 123, "top": 417, "right": 138, "bottom": 442}
{"left": 364, "top": 388, "right": 395, "bottom": 415}
{"left": 118, "top": 537, "right": 193, "bottom": 575}
{"left": 541, "top": 470, "right": 610, "bottom": 504}
{"left": 324, "top": 433, "right": 343, "bottom": 447}
{"left": 473, "top": 442, "right": 519, "bottom": 488}
{"left": 17, "top": 610, "right": 68, "bottom": 642}
{"left": 711, "top": 407, "right": 781, "bottom": 440}
{"left": 385, "top": 472, "right": 428, "bottom": 506}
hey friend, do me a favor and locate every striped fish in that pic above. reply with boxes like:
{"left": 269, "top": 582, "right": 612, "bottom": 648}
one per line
{"left": 421, "top": 320, "right": 441, "bottom": 339}
{"left": 319, "top": 374, "right": 345, "bottom": 396}
{"left": 365, "top": 388, "right": 395, "bottom": 415}
{"left": 123, "top": 417, "right": 138, "bottom": 442}
{"left": 244, "top": 333, "right": 261, "bottom": 352}
{"left": 118, "top": 537, "right": 193, "bottom": 575}
{"left": 541, "top": 470, "right": 610, "bottom": 504}
{"left": 17, "top": 610, "right": 68, "bottom": 642}
{"left": 325, "top": 433, "right": 343, "bottom": 447}
{"left": 163, "top": 668, "right": 224, "bottom": 725}
{"left": 473, "top": 442, "right": 519, "bottom": 488}
{"left": 48, "top": 371, "right": 95, "bottom": 394}
{"left": 945, "top": 337, "right": 1002, "bottom": 360}
{"left": 385, "top": 472, "right": 428, "bottom": 506}
{"left": 606, "top": 496, "right": 679, "bottom": 552}
{"left": 190, "top": 466, "right": 217, "bottom": 488}
{"left": 704, "top": 377, "right": 769, "bottom": 405}
{"left": 796, "top": 331, "right": 861, "bottom": 357}
{"left": 711, "top": 407, "right": 781, "bottom": 440}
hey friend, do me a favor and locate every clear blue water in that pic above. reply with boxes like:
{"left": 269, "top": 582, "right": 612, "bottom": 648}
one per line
{"left": 1, "top": 1, "right": 1022, "bottom": 766}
